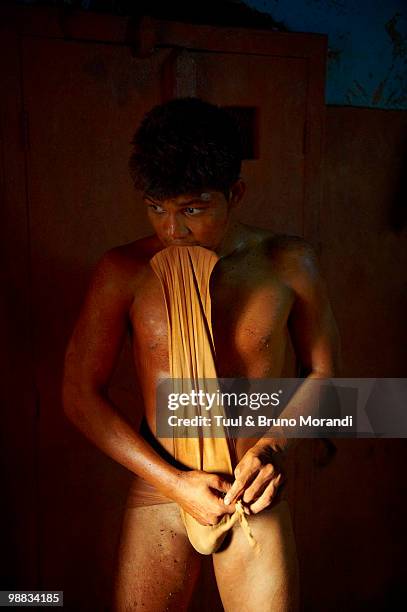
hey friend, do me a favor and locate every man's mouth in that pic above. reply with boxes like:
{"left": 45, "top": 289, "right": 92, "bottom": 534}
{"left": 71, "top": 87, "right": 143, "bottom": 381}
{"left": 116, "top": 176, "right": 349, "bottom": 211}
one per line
{"left": 167, "top": 241, "right": 200, "bottom": 246}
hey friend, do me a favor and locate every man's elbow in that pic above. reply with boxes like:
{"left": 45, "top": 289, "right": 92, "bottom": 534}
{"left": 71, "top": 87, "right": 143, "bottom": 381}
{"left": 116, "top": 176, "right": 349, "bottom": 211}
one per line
{"left": 311, "top": 348, "right": 341, "bottom": 378}
{"left": 309, "top": 363, "right": 337, "bottom": 379}
{"left": 62, "top": 378, "right": 101, "bottom": 424}
{"left": 314, "top": 368, "right": 336, "bottom": 378}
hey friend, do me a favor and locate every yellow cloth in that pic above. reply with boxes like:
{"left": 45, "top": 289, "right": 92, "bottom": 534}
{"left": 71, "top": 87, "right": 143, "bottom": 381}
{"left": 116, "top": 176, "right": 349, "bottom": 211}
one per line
{"left": 150, "top": 246, "right": 258, "bottom": 555}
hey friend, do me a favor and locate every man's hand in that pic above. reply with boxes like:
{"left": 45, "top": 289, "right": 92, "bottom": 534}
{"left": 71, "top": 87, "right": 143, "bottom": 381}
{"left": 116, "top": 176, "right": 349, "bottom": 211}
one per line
{"left": 172, "top": 470, "right": 236, "bottom": 526}
{"left": 224, "top": 443, "right": 285, "bottom": 514}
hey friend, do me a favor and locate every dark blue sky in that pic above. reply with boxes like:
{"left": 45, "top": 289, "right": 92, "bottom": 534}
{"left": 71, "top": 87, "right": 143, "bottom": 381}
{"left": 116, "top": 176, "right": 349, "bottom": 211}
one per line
{"left": 243, "top": 0, "right": 406, "bottom": 109}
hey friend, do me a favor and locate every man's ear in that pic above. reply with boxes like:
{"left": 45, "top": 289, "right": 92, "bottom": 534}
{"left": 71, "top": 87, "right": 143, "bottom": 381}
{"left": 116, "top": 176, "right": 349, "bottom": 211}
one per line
{"left": 229, "top": 179, "right": 246, "bottom": 208}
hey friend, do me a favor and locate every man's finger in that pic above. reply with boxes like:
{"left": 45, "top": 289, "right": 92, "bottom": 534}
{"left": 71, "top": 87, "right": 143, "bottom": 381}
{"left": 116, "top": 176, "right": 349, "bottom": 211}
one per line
{"left": 219, "top": 500, "right": 237, "bottom": 514}
{"left": 242, "top": 465, "right": 276, "bottom": 504}
{"left": 242, "top": 478, "right": 268, "bottom": 505}
{"left": 249, "top": 475, "right": 282, "bottom": 514}
{"left": 224, "top": 453, "right": 264, "bottom": 505}
{"left": 223, "top": 479, "right": 245, "bottom": 506}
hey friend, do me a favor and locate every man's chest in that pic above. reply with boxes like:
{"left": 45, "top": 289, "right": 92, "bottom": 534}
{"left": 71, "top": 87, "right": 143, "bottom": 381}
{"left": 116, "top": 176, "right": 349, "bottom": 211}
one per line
{"left": 129, "top": 255, "right": 294, "bottom": 376}
{"left": 210, "top": 256, "right": 294, "bottom": 375}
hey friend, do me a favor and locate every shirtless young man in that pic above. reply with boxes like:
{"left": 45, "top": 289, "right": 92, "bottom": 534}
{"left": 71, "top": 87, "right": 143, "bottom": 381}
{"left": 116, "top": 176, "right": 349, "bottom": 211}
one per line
{"left": 62, "top": 98, "right": 339, "bottom": 611}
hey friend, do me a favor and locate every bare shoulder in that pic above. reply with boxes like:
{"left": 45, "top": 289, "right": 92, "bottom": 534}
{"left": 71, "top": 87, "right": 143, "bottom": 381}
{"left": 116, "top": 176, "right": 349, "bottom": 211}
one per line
{"left": 244, "top": 225, "right": 320, "bottom": 280}
{"left": 92, "top": 234, "right": 161, "bottom": 292}
{"left": 265, "top": 233, "right": 318, "bottom": 268}
{"left": 267, "top": 235, "right": 323, "bottom": 296}
{"left": 255, "top": 229, "right": 314, "bottom": 256}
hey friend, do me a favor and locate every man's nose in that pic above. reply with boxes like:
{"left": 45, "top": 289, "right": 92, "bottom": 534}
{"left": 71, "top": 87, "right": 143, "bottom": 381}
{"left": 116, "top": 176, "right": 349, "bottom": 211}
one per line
{"left": 165, "top": 213, "right": 190, "bottom": 239}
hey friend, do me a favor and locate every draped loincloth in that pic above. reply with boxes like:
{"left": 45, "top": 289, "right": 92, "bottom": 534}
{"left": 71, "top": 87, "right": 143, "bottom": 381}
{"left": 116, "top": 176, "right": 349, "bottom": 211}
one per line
{"left": 127, "top": 245, "right": 258, "bottom": 555}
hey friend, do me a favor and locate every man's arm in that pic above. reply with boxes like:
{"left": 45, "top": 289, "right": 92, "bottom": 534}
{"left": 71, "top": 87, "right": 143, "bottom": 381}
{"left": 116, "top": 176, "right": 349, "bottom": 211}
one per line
{"left": 224, "top": 240, "right": 340, "bottom": 512}
{"left": 62, "top": 250, "right": 181, "bottom": 493}
{"left": 63, "top": 249, "right": 235, "bottom": 525}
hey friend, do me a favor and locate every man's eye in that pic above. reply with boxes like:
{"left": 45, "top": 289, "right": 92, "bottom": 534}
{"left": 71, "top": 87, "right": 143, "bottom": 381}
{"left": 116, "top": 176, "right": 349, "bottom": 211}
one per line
{"left": 184, "top": 207, "right": 204, "bottom": 216}
{"left": 149, "top": 204, "right": 165, "bottom": 214}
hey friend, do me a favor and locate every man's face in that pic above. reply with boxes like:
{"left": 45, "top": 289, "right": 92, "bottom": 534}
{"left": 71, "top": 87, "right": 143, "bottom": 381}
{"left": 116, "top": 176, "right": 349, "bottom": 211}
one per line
{"left": 144, "top": 190, "right": 234, "bottom": 251}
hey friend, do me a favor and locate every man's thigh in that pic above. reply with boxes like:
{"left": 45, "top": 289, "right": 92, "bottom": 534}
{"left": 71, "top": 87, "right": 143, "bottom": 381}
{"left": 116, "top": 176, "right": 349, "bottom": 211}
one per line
{"left": 212, "top": 500, "right": 299, "bottom": 612}
{"left": 113, "top": 503, "right": 201, "bottom": 612}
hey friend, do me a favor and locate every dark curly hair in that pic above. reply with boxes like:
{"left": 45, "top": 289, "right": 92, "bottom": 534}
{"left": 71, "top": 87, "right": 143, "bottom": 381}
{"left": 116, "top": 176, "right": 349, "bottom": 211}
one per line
{"left": 129, "top": 98, "right": 242, "bottom": 200}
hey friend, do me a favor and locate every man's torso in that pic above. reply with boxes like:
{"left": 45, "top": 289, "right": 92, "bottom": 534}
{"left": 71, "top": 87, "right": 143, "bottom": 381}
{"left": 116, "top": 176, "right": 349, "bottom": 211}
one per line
{"left": 110, "top": 225, "right": 304, "bottom": 456}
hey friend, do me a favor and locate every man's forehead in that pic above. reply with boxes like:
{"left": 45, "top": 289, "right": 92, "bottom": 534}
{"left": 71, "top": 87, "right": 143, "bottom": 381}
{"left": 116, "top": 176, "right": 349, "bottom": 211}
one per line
{"left": 144, "top": 191, "right": 217, "bottom": 205}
